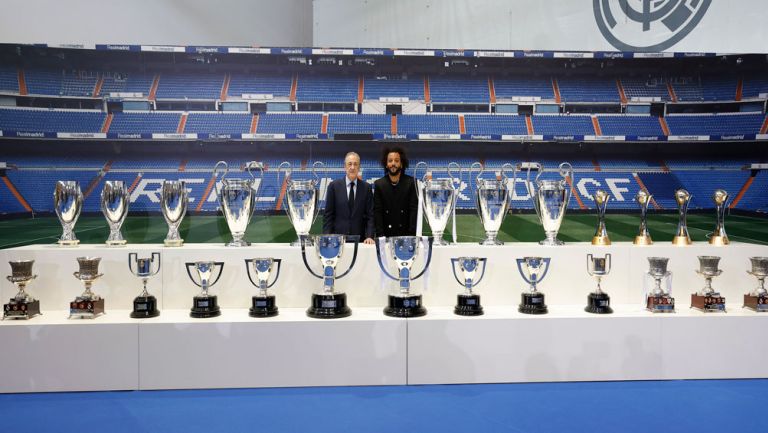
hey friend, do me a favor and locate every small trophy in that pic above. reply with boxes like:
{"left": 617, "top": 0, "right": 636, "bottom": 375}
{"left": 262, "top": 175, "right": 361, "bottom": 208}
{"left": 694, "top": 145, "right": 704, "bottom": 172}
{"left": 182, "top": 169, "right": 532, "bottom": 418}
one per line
{"left": 744, "top": 257, "right": 768, "bottom": 312}
{"left": 450, "top": 257, "right": 487, "bottom": 316}
{"left": 709, "top": 189, "right": 730, "bottom": 246}
{"left": 516, "top": 257, "right": 551, "bottom": 314}
{"left": 526, "top": 162, "right": 574, "bottom": 246}
{"left": 691, "top": 256, "right": 726, "bottom": 312}
{"left": 591, "top": 190, "right": 611, "bottom": 246}
{"left": 672, "top": 189, "right": 692, "bottom": 246}
{"left": 213, "top": 161, "right": 262, "bottom": 247}
{"left": 70, "top": 257, "right": 105, "bottom": 319}
{"left": 279, "top": 161, "right": 325, "bottom": 246}
{"left": 128, "top": 252, "right": 161, "bottom": 318}
{"left": 185, "top": 261, "right": 224, "bottom": 318}
{"left": 161, "top": 180, "right": 188, "bottom": 247}
{"left": 301, "top": 234, "right": 358, "bottom": 318}
{"left": 3, "top": 260, "right": 41, "bottom": 320}
{"left": 376, "top": 236, "right": 434, "bottom": 317}
{"left": 634, "top": 189, "right": 653, "bottom": 245}
{"left": 470, "top": 162, "right": 515, "bottom": 245}
{"left": 54, "top": 180, "right": 83, "bottom": 246}
{"left": 585, "top": 254, "right": 612, "bottom": 314}
{"left": 245, "top": 258, "right": 282, "bottom": 317}
{"left": 101, "top": 180, "right": 129, "bottom": 246}
{"left": 646, "top": 257, "right": 675, "bottom": 313}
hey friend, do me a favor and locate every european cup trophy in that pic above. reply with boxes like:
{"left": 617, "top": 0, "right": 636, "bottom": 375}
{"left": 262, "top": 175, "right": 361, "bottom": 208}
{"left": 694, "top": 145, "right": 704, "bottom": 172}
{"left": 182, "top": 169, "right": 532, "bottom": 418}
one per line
{"left": 744, "top": 257, "right": 768, "bottom": 312}
{"left": 414, "top": 162, "right": 459, "bottom": 246}
{"left": 470, "top": 162, "right": 515, "bottom": 245}
{"left": 185, "top": 261, "right": 224, "bottom": 318}
{"left": 213, "top": 161, "right": 262, "bottom": 247}
{"left": 526, "top": 162, "right": 574, "bottom": 246}
{"left": 101, "top": 180, "right": 129, "bottom": 246}
{"left": 634, "top": 189, "right": 653, "bottom": 245}
{"left": 128, "top": 252, "right": 161, "bottom": 318}
{"left": 279, "top": 161, "right": 324, "bottom": 246}
{"left": 161, "top": 180, "right": 188, "bottom": 247}
{"left": 691, "top": 256, "right": 726, "bottom": 312}
{"left": 709, "top": 189, "right": 730, "bottom": 246}
{"left": 591, "top": 189, "right": 611, "bottom": 246}
{"left": 54, "top": 180, "right": 83, "bottom": 246}
{"left": 376, "top": 236, "right": 434, "bottom": 317}
{"left": 517, "top": 257, "right": 550, "bottom": 314}
{"left": 672, "top": 189, "right": 692, "bottom": 246}
{"left": 3, "top": 260, "right": 41, "bottom": 320}
{"left": 585, "top": 254, "right": 613, "bottom": 314}
{"left": 450, "top": 257, "right": 487, "bottom": 316}
{"left": 301, "top": 234, "right": 358, "bottom": 318}
{"left": 70, "top": 257, "right": 105, "bottom": 319}
{"left": 646, "top": 257, "right": 675, "bottom": 313}
{"left": 245, "top": 258, "right": 282, "bottom": 317}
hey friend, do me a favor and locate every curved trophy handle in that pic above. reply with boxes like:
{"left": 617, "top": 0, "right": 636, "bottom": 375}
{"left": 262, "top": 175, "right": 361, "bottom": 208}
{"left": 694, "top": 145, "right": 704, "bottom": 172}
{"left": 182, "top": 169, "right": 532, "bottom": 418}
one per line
{"left": 501, "top": 163, "right": 518, "bottom": 207}
{"left": 244, "top": 258, "right": 282, "bottom": 289}
{"left": 150, "top": 252, "right": 161, "bottom": 277}
{"left": 300, "top": 240, "right": 324, "bottom": 279}
{"left": 559, "top": 162, "right": 574, "bottom": 209}
{"left": 213, "top": 161, "right": 229, "bottom": 205}
{"left": 246, "top": 161, "right": 264, "bottom": 181}
{"left": 375, "top": 238, "right": 398, "bottom": 281}
{"left": 450, "top": 257, "right": 488, "bottom": 287}
{"left": 469, "top": 162, "right": 484, "bottom": 184}
{"left": 539, "top": 258, "right": 552, "bottom": 283}
{"left": 447, "top": 162, "right": 461, "bottom": 184}
{"left": 210, "top": 262, "right": 225, "bottom": 287}
{"left": 185, "top": 262, "right": 202, "bottom": 288}
{"left": 335, "top": 235, "right": 360, "bottom": 279}
{"left": 277, "top": 161, "right": 294, "bottom": 224}
{"left": 411, "top": 237, "right": 434, "bottom": 281}
{"left": 413, "top": 161, "right": 429, "bottom": 184}
{"left": 475, "top": 258, "right": 488, "bottom": 286}
{"left": 526, "top": 162, "right": 543, "bottom": 221}
{"left": 311, "top": 161, "right": 326, "bottom": 184}
{"left": 128, "top": 252, "right": 137, "bottom": 275}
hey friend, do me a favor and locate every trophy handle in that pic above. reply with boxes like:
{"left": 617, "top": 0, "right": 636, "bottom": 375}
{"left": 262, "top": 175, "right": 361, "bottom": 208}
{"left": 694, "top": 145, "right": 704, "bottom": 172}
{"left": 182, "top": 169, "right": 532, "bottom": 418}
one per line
{"left": 311, "top": 161, "right": 326, "bottom": 184}
{"left": 515, "top": 259, "right": 530, "bottom": 285}
{"left": 559, "top": 162, "right": 574, "bottom": 209}
{"left": 210, "top": 262, "right": 225, "bottom": 287}
{"left": 474, "top": 257, "right": 488, "bottom": 286}
{"left": 375, "top": 238, "right": 398, "bottom": 281}
{"left": 450, "top": 258, "right": 463, "bottom": 286}
{"left": 267, "top": 259, "right": 282, "bottom": 288}
{"left": 526, "top": 162, "right": 542, "bottom": 221}
{"left": 586, "top": 253, "right": 594, "bottom": 276}
{"left": 336, "top": 236, "right": 359, "bottom": 279}
{"left": 501, "top": 163, "right": 517, "bottom": 206}
{"left": 469, "top": 162, "right": 483, "bottom": 184}
{"left": 538, "top": 258, "right": 552, "bottom": 283}
{"left": 413, "top": 161, "right": 429, "bottom": 183}
{"left": 605, "top": 253, "right": 612, "bottom": 273}
{"left": 447, "top": 162, "right": 461, "bottom": 184}
{"left": 185, "top": 263, "right": 203, "bottom": 288}
{"left": 213, "top": 161, "right": 228, "bottom": 205}
{"left": 128, "top": 252, "right": 137, "bottom": 275}
{"left": 411, "top": 236, "right": 434, "bottom": 281}
{"left": 246, "top": 161, "right": 264, "bottom": 182}
{"left": 300, "top": 241, "right": 324, "bottom": 279}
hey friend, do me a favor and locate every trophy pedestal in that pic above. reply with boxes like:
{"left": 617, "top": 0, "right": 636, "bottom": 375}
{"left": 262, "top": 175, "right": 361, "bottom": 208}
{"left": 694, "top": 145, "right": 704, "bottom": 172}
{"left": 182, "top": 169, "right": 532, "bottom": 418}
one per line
{"left": 131, "top": 295, "right": 160, "bottom": 318}
{"left": 69, "top": 297, "right": 105, "bottom": 319}
{"left": 672, "top": 235, "right": 691, "bottom": 246}
{"left": 164, "top": 239, "right": 184, "bottom": 247}
{"left": 518, "top": 292, "right": 547, "bottom": 315}
{"left": 646, "top": 295, "right": 675, "bottom": 313}
{"left": 307, "top": 293, "right": 351, "bottom": 319}
{"left": 3, "top": 299, "right": 40, "bottom": 320}
{"left": 57, "top": 239, "right": 80, "bottom": 247}
{"left": 479, "top": 237, "right": 503, "bottom": 246}
{"left": 105, "top": 240, "right": 127, "bottom": 247}
{"left": 585, "top": 292, "right": 613, "bottom": 314}
{"left": 225, "top": 239, "right": 251, "bottom": 247}
{"left": 743, "top": 294, "right": 768, "bottom": 312}
{"left": 384, "top": 295, "right": 426, "bottom": 318}
{"left": 691, "top": 293, "right": 726, "bottom": 313}
{"left": 709, "top": 235, "right": 729, "bottom": 246}
{"left": 250, "top": 295, "right": 279, "bottom": 318}
{"left": 633, "top": 235, "right": 653, "bottom": 245}
{"left": 454, "top": 294, "right": 483, "bottom": 316}
{"left": 591, "top": 236, "right": 611, "bottom": 246}
{"left": 190, "top": 295, "right": 221, "bottom": 318}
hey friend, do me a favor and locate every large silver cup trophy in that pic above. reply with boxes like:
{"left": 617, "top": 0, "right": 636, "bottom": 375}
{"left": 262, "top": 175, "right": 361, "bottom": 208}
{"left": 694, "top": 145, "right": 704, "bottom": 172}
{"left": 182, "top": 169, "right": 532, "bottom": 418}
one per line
{"left": 526, "top": 162, "right": 574, "bottom": 246}
{"left": 185, "top": 261, "right": 225, "bottom": 318}
{"left": 745, "top": 257, "right": 768, "bottom": 312}
{"left": 591, "top": 189, "right": 611, "bottom": 246}
{"left": 70, "top": 257, "right": 105, "bottom": 319}
{"left": 101, "top": 180, "right": 129, "bottom": 246}
{"left": 245, "top": 258, "right": 282, "bottom": 317}
{"left": 414, "top": 162, "right": 459, "bottom": 245}
{"left": 585, "top": 254, "right": 613, "bottom": 314}
{"left": 279, "top": 161, "right": 325, "bottom": 246}
{"left": 634, "top": 189, "right": 653, "bottom": 245}
{"left": 672, "top": 189, "right": 692, "bottom": 246}
{"left": 301, "top": 234, "right": 359, "bottom": 318}
{"left": 470, "top": 162, "right": 516, "bottom": 245}
{"left": 128, "top": 252, "right": 161, "bottom": 318}
{"left": 646, "top": 257, "right": 674, "bottom": 312}
{"left": 709, "top": 189, "right": 730, "bottom": 246}
{"left": 376, "top": 236, "right": 434, "bottom": 317}
{"left": 516, "top": 257, "right": 551, "bottom": 314}
{"left": 54, "top": 180, "right": 83, "bottom": 246}
{"left": 450, "top": 257, "right": 487, "bottom": 316}
{"left": 4, "top": 260, "right": 41, "bottom": 320}
{"left": 161, "top": 180, "right": 188, "bottom": 247}
{"left": 213, "top": 161, "right": 263, "bottom": 247}
{"left": 692, "top": 255, "right": 726, "bottom": 312}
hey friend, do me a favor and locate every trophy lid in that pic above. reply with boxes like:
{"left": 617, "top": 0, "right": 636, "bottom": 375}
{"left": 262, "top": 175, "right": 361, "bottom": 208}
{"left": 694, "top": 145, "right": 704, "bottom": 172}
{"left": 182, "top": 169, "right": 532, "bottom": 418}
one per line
{"left": 674, "top": 189, "right": 691, "bottom": 205}
{"left": 712, "top": 189, "right": 729, "bottom": 206}
{"left": 594, "top": 189, "right": 609, "bottom": 205}
{"left": 635, "top": 189, "right": 651, "bottom": 204}
{"left": 9, "top": 260, "right": 34, "bottom": 279}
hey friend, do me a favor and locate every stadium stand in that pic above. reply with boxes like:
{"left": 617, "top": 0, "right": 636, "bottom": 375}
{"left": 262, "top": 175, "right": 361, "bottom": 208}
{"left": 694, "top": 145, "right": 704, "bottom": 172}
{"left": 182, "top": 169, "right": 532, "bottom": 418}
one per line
{"left": 597, "top": 115, "right": 664, "bottom": 136}
{"left": 109, "top": 112, "right": 181, "bottom": 134}
{"left": 256, "top": 113, "right": 322, "bottom": 134}
{"left": 396, "top": 114, "right": 459, "bottom": 134}
{"left": 99, "top": 72, "right": 154, "bottom": 97}
{"left": 0, "top": 66, "right": 19, "bottom": 93}
{"left": 327, "top": 113, "right": 390, "bottom": 135}
{"left": 557, "top": 77, "right": 619, "bottom": 102}
{"left": 493, "top": 76, "right": 554, "bottom": 100}
{"left": 364, "top": 74, "right": 424, "bottom": 101}
{"left": 429, "top": 76, "right": 490, "bottom": 103}
{"left": 155, "top": 73, "right": 224, "bottom": 100}
{"left": 296, "top": 74, "right": 357, "bottom": 103}
{"left": 0, "top": 108, "right": 105, "bottom": 132}
{"left": 228, "top": 73, "right": 292, "bottom": 99}
{"left": 463, "top": 114, "right": 528, "bottom": 135}
{"left": 530, "top": 115, "right": 595, "bottom": 135}
{"left": 25, "top": 69, "right": 98, "bottom": 97}
{"left": 665, "top": 113, "right": 765, "bottom": 135}
{"left": 184, "top": 112, "right": 252, "bottom": 134}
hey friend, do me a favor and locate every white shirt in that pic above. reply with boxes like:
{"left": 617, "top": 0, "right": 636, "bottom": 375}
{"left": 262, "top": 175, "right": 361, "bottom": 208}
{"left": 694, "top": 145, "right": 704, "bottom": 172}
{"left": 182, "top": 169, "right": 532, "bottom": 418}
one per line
{"left": 346, "top": 178, "right": 357, "bottom": 198}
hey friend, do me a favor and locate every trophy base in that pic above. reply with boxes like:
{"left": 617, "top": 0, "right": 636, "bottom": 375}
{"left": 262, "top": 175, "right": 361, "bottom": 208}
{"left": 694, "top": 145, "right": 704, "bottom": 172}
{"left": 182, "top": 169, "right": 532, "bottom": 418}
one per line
{"left": 519, "top": 292, "right": 547, "bottom": 315}
{"left": 633, "top": 235, "right": 653, "bottom": 246}
{"left": 672, "top": 235, "right": 691, "bottom": 246}
{"left": 743, "top": 294, "right": 768, "bottom": 312}
{"left": 647, "top": 295, "right": 675, "bottom": 313}
{"left": 250, "top": 295, "right": 279, "bottom": 318}
{"left": 58, "top": 239, "right": 80, "bottom": 247}
{"left": 131, "top": 295, "right": 160, "bottom": 318}
{"left": 454, "top": 294, "right": 483, "bottom": 316}
{"left": 591, "top": 236, "right": 611, "bottom": 246}
{"left": 164, "top": 239, "right": 184, "bottom": 247}
{"left": 3, "top": 299, "right": 41, "bottom": 320}
{"left": 105, "top": 240, "right": 127, "bottom": 247}
{"left": 190, "top": 295, "right": 221, "bottom": 318}
{"left": 384, "top": 295, "right": 426, "bottom": 318}
{"left": 432, "top": 237, "right": 450, "bottom": 246}
{"left": 585, "top": 292, "right": 613, "bottom": 314}
{"left": 292, "top": 237, "right": 313, "bottom": 247}
{"left": 691, "top": 293, "right": 726, "bottom": 313}
{"left": 226, "top": 239, "right": 251, "bottom": 247}
{"left": 307, "top": 293, "right": 351, "bottom": 319}
{"left": 709, "top": 235, "right": 730, "bottom": 246}
{"left": 69, "top": 297, "right": 105, "bottom": 319}
{"left": 479, "top": 238, "right": 503, "bottom": 246}
{"left": 538, "top": 238, "right": 564, "bottom": 246}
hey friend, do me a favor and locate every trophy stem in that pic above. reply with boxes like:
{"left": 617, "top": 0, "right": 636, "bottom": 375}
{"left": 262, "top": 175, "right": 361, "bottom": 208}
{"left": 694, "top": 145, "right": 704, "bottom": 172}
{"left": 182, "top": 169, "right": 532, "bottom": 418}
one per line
{"left": 140, "top": 278, "right": 150, "bottom": 297}
{"left": 432, "top": 231, "right": 448, "bottom": 246}
{"left": 227, "top": 233, "right": 251, "bottom": 247}
{"left": 480, "top": 231, "right": 503, "bottom": 246}
{"left": 653, "top": 277, "right": 663, "bottom": 296}
{"left": 58, "top": 224, "right": 80, "bottom": 246}
{"left": 106, "top": 226, "right": 127, "bottom": 246}
{"left": 594, "top": 277, "right": 603, "bottom": 294}
{"left": 702, "top": 277, "right": 714, "bottom": 295}
{"left": 164, "top": 225, "right": 183, "bottom": 247}
{"left": 540, "top": 233, "right": 563, "bottom": 246}
{"left": 82, "top": 281, "right": 95, "bottom": 299}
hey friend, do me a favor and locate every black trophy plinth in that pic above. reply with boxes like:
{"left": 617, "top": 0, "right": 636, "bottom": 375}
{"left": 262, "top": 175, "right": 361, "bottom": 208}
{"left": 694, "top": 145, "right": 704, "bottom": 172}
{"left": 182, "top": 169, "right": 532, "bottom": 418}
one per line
{"left": 307, "top": 293, "right": 351, "bottom": 319}
{"left": 646, "top": 295, "right": 675, "bottom": 313}
{"left": 250, "top": 295, "right": 279, "bottom": 318}
{"left": 69, "top": 298, "right": 105, "bottom": 319}
{"left": 384, "top": 294, "right": 427, "bottom": 318}
{"left": 743, "top": 294, "right": 768, "bottom": 312}
{"left": 131, "top": 295, "right": 160, "bottom": 318}
{"left": 519, "top": 292, "right": 547, "bottom": 315}
{"left": 454, "top": 294, "right": 483, "bottom": 316}
{"left": 585, "top": 292, "right": 613, "bottom": 314}
{"left": 3, "top": 299, "right": 41, "bottom": 320}
{"left": 691, "top": 293, "right": 726, "bottom": 313}
{"left": 191, "top": 295, "right": 221, "bottom": 318}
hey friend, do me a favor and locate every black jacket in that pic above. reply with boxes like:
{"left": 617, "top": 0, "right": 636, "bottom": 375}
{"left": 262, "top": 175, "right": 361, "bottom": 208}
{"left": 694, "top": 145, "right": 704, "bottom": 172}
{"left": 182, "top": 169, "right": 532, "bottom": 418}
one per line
{"left": 322, "top": 177, "right": 374, "bottom": 239}
{"left": 373, "top": 174, "right": 418, "bottom": 237}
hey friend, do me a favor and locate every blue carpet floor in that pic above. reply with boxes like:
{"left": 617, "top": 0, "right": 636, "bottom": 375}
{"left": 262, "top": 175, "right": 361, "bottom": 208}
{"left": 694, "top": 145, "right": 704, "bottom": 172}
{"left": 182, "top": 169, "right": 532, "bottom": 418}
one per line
{"left": 1, "top": 380, "right": 765, "bottom": 433}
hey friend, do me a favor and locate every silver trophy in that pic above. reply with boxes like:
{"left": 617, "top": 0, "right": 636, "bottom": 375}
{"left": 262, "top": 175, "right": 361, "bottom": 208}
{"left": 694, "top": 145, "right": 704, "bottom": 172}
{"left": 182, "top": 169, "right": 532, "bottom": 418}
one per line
{"left": 591, "top": 190, "right": 611, "bottom": 246}
{"left": 185, "top": 261, "right": 225, "bottom": 318}
{"left": 376, "top": 236, "right": 434, "bottom": 317}
{"left": 279, "top": 161, "right": 325, "bottom": 246}
{"left": 70, "top": 257, "right": 105, "bottom": 319}
{"left": 4, "top": 260, "right": 41, "bottom": 320}
{"left": 526, "top": 162, "right": 574, "bottom": 246}
{"left": 470, "top": 162, "right": 516, "bottom": 245}
{"left": 745, "top": 257, "right": 768, "bottom": 312}
{"left": 213, "top": 160, "right": 263, "bottom": 247}
{"left": 516, "top": 257, "right": 551, "bottom": 314}
{"left": 646, "top": 257, "right": 674, "bottom": 312}
{"left": 450, "top": 257, "right": 487, "bottom": 316}
{"left": 634, "top": 189, "right": 653, "bottom": 245}
{"left": 301, "top": 234, "right": 359, "bottom": 318}
{"left": 414, "top": 162, "right": 459, "bottom": 246}
{"left": 672, "top": 189, "right": 692, "bottom": 246}
{"left": 245, "top": 258, "right": 282, "bottom": 317}
{"left": 128, "top": 252, "right": 161, "bottom": 318}
{"left": 101, "top": 180, "right": 129, "bottom": 246}
{"left": 709, "top": 189, "right": 730, "bottom": 246}
{"left": 161, "top": 180, "right": 188, "bottom": 247}
{"left": 585, "top": 254, "right": 612, "bottom": 314}
{"left": 54, "top": 180, "right": 83, "bottom": 246}
{"left": 692, "top": 255, "right": 726, "bottom": 312}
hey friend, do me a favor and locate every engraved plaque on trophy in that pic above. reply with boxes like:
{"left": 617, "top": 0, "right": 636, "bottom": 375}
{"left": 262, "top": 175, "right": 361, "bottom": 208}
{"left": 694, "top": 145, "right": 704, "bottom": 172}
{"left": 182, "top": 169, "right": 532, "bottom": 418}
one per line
{"left": 744, "top": 257, "right": 768, "bottom": 312}
{"left": 691, "top": 256, "right": 726, "bottom": 312}
{"left": 70, "top": 257, "right": 105, "bottom": 319}
{"left": 301, "top": 234, "right": 358, "bottom": 318}
{"left": 128, "top": 252, "right": 161, "bottom": 318}
{"left": 3, "top": 260, "right": 41, "bottom": 320}
{"left": 376, "top": 236, "right": 433, "bottom": 317}
{"left": 516, "top": 257, "right": 550, "bottom": 314}
{"left": 646, "top": 257, "right": 675, "bottom": 313}
{"left": 185, "top": 261, "right": 224, "bottom": 318}
{"left": 450, "top": 257, "right": 487, "bottom": 316}
{"left": 245, "top": 258, "right": 282, "bottom": 317}
{"left": 585, "top": 253, "right": 613, "bottom": 314}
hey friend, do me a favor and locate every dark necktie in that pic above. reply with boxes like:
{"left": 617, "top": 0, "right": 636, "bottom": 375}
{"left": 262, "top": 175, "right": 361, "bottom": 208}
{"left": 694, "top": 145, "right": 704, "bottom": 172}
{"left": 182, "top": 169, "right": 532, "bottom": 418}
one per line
{"left": 348, "top": 182, "right": 355, "bottom": 213}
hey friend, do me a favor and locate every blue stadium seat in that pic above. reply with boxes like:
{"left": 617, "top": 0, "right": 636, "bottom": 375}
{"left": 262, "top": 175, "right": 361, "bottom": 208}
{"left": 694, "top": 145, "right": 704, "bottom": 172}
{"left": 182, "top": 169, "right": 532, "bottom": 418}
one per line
{"left": 0, "top": 66, "right": 19, "bottom": 93}
{"left": 531, "top": 115, "right": 594, "bottom": 135}
{"left": 597, "top": 115, "right": 663, "bottom": 136}
{"left": 463, "top": 114, "right": 527, "bottom": 135}
{"left": 109, "top": 112, "right": 181, "bottom": 134}
{"left": 0, "top": 108, "right": 105, "bottom": 133}
{"left": 493, "top": 76, "right": 554, "bottom": 100}
{"left": 327, "top": 114, "right": 390, "bottom": 134}
{"left": 257, "top": 113, "right": 322, "bottom": 134}
{"left": 429, "top": 76, "right": 489, "bottom": 103}
{"left": 155, "top": 73, "right": 224, "bottom": 99}
{"left": 397, "top": 115, "right": 459, "bottom": 134}
{"left": 184, "top": 113, "right": 252, "bottom": 134}
{"left": 228, "top": 73, "right": 292, "bottom": 99}
{"left": 364, "top": 74, "right": 424, "bottom": 100}
{"left": 558, "top": 77, "right": 619, "bottom": 102}
{"left": 665, "top": 113, "right": 765, "bottom": 135}
{"left": 296, "top": 74, "right": 357, "bottom": 103}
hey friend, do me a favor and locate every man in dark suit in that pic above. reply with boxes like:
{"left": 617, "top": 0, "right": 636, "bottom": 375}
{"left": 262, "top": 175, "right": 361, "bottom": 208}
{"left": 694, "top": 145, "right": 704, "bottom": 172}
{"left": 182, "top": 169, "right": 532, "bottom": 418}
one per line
{"left": 374, "top": 146, "right": 418, "bottom": 237}
{"left": 322, "top": 152, "right": 375, "bottom": 244}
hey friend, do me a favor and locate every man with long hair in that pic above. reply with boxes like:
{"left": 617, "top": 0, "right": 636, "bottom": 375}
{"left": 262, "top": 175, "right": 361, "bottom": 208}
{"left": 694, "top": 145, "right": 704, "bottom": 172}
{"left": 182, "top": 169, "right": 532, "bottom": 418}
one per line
{"left": 373, "top": 146, "right": 418, "bottom": 237}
